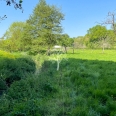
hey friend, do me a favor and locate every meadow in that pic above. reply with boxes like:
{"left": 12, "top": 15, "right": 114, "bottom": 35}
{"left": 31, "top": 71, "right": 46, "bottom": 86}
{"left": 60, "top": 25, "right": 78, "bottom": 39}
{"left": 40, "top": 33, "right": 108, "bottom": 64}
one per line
{"left": 66, "top": 49, "right": 116, "bottom": 61}
{"left": 0, "top": 49, "right": 116, "bottom": 116}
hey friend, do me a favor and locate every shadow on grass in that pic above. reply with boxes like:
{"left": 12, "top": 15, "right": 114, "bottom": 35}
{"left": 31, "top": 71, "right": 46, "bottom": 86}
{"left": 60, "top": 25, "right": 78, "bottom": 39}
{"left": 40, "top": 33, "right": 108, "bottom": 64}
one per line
{"left": 0, "top": 57, "right": 116, "bottom": 115}
{"left": 40, "top": 58, "right": 116, "bottom": 115}
{"left": 0, "top": 57, "right": 36, "bottom": 95}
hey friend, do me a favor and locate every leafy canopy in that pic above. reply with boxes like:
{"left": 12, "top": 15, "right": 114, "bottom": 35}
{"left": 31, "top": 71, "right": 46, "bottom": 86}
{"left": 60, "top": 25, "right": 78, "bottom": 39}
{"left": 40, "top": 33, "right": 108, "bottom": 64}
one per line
{"left": 1, "top": 22, "right": 26, "bottom": 51}
{"left": 25, "top": 0, "right": 64, "bottom": 48}
{"left": 87, "top": 25, "right": 107, "bottom": 42}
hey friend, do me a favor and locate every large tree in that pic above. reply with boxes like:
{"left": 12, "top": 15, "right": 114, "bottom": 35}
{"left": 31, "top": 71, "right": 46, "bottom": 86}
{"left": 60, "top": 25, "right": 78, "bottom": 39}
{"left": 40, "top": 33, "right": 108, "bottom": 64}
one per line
{"left": 87, "top": 25, "right": 109, "bottom": 51}
{"left": 58, "top": 34, "right": 73, "bottom": 53}
{"left": 24, "top": 0, "right": 64, "bottom": 54}
{"left": 87, "top": 25, "right": 116, "bottom": 51}
{"left": 100, "top": 12, "right": 116, "bottom": 34}
{"left": 2, "top": 22, "right": 26, "bottom": 51}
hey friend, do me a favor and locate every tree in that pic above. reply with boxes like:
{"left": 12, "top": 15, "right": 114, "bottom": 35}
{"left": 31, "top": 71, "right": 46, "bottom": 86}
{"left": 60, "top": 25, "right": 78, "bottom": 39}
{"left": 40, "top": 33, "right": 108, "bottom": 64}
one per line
{"left": 2, "top": 22, "right": 26, "bottom": 51}
{"left": 71, "top": 38, "right": 75, "bottom": 54}
{"left": 74, "top": 36, "right": 87, "bottom": 49}
{"left": 87, "top": 25, "right": 108, "bottom": 52}
{"left": 106, "top": 29, "right": 116, "bottom": 48}
{"left": 99, "top": 11, "right": 116, "bottom": 34}
{"left": 24, "top": 0, "right": 64, "bottom": 54}
{"left": 58, "top": 34, "right": 73, "bottom": 53}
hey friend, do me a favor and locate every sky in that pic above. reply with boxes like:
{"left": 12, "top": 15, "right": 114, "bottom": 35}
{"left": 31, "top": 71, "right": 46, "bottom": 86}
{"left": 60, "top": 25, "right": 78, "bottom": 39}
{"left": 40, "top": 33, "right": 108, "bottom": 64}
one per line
{"left": 0, "top": 0, "right": 116, "bottom": 38}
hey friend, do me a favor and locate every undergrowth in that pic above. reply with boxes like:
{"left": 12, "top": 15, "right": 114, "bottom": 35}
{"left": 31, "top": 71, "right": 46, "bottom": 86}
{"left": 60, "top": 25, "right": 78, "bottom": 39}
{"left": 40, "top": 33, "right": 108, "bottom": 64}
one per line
{"left": 0, "top": 49, "right": 116, "bottom": 115}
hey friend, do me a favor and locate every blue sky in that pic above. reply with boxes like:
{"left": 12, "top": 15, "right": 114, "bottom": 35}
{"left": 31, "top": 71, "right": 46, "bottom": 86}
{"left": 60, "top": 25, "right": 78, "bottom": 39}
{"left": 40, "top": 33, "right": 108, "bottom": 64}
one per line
{"left": 0, "top": 0, "right": 116, "bottom": 38}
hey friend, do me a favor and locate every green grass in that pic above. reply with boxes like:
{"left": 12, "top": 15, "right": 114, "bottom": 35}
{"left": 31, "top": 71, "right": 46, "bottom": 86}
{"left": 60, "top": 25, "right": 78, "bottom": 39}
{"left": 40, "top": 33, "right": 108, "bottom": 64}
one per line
{"left": 0, "top": 49, "right": 116, "bottom": 116}
{"left": 66, "top": 49, "right": 116, "bottom": 62}
{"left": 46, "top": 49, "right": 116, "bottom": 115}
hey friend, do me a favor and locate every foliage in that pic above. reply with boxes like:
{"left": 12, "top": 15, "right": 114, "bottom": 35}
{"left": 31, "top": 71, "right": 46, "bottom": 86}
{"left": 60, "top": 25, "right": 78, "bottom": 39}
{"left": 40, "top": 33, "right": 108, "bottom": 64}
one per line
{"left": 74, "top": 36, "right": 87, "bottom": 49}
{"left": 0, "top": 57, "right": 36, "bottom": 86}
{"left": 0, "top": 69, "right": 57, "bottom": 115}
{"left": 23, "top": 0, "right": 64, "bottom": 54}
{"left": 57, "top": 34, "right": 73, "bottom": 53}
{"left": 27, "top": 39, "right": 47, "bottom": 55}
{"left": 1, "top": 22, "right": 26, "bottom": 52}
{"left": 87, "top": 25, "right": 107, "bottom": 42}
{"left": 0, "top": 50, "right": 36, "bottom": 91}
{"left": 0, "top": 50, "right": 15, "bottom": 58}
{"left": 86, "top": 25, "right": 116, "bottom": 50}
{"left": 1, "top": 49, "right": 116, "bottom": 115}
{"left": 0, "top": 78, "right": 7, "bottom": 91}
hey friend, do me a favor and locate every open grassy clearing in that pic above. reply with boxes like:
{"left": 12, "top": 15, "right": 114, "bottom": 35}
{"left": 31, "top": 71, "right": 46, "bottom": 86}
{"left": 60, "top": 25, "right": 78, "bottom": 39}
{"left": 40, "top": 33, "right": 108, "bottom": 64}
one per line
{"left": 66, "top": 49, "right": 116, "bottom": 62}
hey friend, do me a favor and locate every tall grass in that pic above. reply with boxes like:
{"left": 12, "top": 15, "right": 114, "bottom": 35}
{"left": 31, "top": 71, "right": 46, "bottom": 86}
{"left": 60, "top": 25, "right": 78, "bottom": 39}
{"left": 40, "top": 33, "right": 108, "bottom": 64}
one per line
{"left": 0, "top": 49, "right": 116, "bottom": 115}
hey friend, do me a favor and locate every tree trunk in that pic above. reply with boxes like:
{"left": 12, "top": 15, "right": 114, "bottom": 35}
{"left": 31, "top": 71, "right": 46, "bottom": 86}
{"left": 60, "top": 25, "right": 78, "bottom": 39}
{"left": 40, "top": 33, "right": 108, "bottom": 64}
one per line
{"left": 102, "top": 38, "right": 105, "bottom": 53}
{"left": 72, "top": 46, "right": 74, "bottom": 54}
{"left": 46, "top": 47, "right": 51, "bottom": 55}
{"left": 102, "top": 44, "right": 105, "bottom": 53}
{"left": 64, "top": 46, "right": 67, "bottom": 53}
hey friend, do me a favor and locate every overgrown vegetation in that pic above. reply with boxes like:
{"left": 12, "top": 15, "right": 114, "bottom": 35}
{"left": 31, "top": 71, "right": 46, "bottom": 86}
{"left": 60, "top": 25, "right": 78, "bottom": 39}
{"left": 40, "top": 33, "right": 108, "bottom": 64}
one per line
{"left": 0, "top": 50, "right": 116, "bottom": 115}
{"left": 1, "top": 0, "right": 116, "bottom": 115}
{"left": 0, "top": 50, "right": 36, "bottom": 95}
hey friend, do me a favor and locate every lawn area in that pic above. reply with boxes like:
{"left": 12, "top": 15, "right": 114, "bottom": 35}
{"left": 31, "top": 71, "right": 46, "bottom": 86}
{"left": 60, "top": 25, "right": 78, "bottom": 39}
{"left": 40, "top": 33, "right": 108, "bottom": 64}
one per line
{"left": 66, "top": 49, "right": 116, "bottom": 62}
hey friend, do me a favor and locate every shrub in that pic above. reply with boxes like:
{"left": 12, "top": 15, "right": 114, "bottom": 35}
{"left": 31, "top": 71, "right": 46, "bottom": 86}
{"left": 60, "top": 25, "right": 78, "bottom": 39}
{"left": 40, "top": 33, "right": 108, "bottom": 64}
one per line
{"left": 28, "top": 48, "right": 46, "bottom": 55}
{"left": 0, "top": 57, "right": 36, "bottom": 86}
{"left": 0, "top": 78, "right": 7, "bottom": 90}
{"left": 0, "top": 95, "right": 11, "bottom": 116}
{"left": 0, "top": 74, "right": 57, "bottom": 115}
{"left": 71, "top": 107, "right": 88, "bottom": 116}
{"left": 0, "top": 50, "right": 15, "bottom": 59}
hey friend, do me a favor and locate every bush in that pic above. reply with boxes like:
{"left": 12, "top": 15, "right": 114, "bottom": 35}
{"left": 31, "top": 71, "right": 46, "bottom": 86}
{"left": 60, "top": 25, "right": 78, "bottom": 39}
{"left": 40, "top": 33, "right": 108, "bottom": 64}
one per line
{"left": 0, "top": 50, "right": 15, "bottom": 59}
{"left": 0, "top": 74, "right": 57, "bottom": 115}
{"left": 28, "top": 48, "right": 46, "bottom": 55}
{"left": 0, "top": 78, "right": 7, "bottom": 96}
{"left": 0, "top": 78, "right": 7, "bottom": 90}
{"left": 0, "top": 57, "right": 36, "bottom": 86}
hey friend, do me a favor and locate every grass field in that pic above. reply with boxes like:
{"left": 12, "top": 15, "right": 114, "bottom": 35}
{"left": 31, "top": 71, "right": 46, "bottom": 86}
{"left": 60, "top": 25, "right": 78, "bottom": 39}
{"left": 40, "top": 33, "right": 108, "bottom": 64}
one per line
{"left": 66, "top": 49, "right": 116, "bottom": 62}
{"left": 0, "top": 49, "right": 116, "bottom": 116}
{"left": 46, "top": 49, "right": 116, "bottom": 115}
